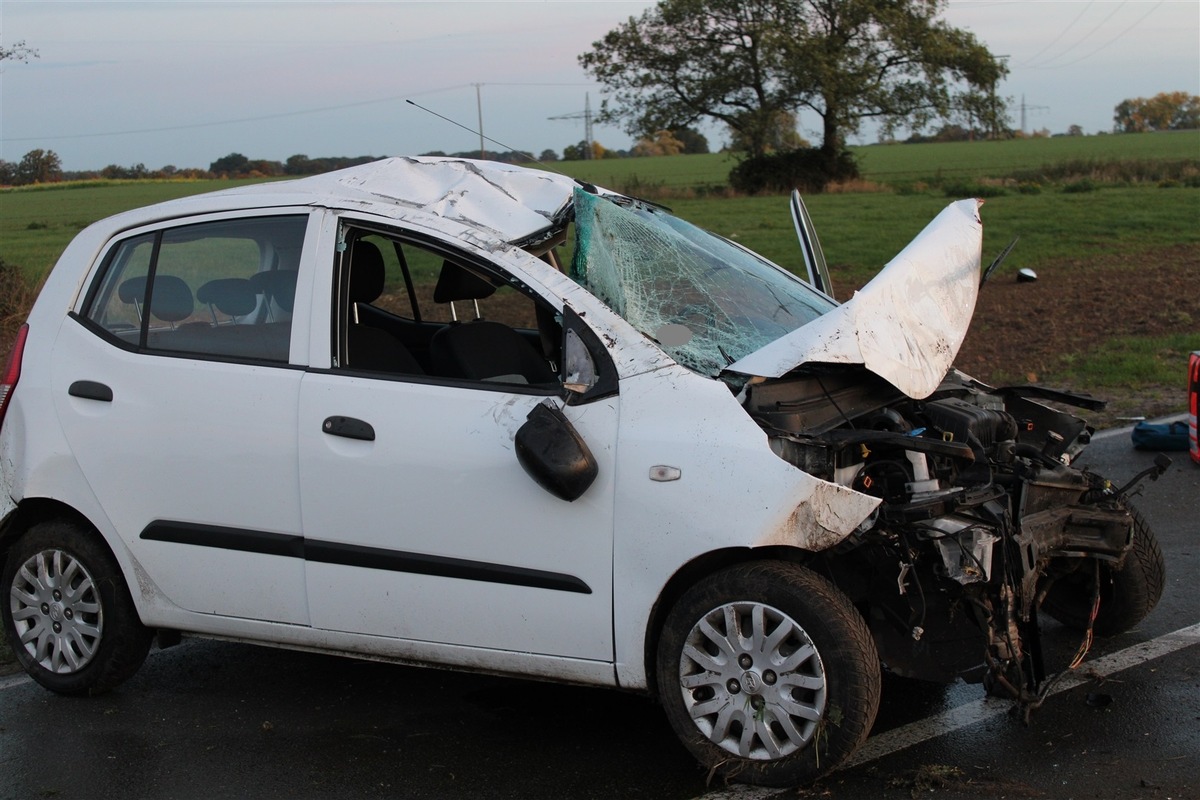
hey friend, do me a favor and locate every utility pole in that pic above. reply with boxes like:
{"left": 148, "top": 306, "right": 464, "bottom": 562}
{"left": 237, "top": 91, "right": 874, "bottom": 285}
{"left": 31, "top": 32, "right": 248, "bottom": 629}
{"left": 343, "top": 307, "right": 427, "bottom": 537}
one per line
{"left": 473, "top": 83, "right": 486, "bottom": 159}
{"left": 549, "top": 93, "right": 595, "bottom": 160}
{"left": 1019, "top": 94, "right": 1050, "bottom": 134}
{"left": 990, "top": 55, "right": 1009, "bottom": 139}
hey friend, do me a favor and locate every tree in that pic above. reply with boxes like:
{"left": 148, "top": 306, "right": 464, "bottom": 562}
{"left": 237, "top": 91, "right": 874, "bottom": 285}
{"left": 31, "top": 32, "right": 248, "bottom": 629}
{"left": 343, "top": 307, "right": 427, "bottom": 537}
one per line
{"left": 1067, "top": 124, "right": 1084, "bottom": 137}
{"left": 633, "top": 129, "right": 686, "bottom": 157}
{"left": 1, "top": 40, "right": 40, "bottom": 186}
{"left": 672, "top": 126, "right": 710, "bottom": 154}
{"left": 210, "top": 153, "right": 250, "bottom": 176}
{"left": 1114, "top": 92, "right": 1200, "bottom": 133}
{"left": 0, "top": 40, "right": 37, "bottom": 63}
{"left": 581, "top": 0, "right": 803, "bottom": 159}
{"left": 100, "top": 163, "right": 150, "bottom": 180}
{"left": 726, "top": 109, "right": 807, "bottom": 152}
{"left": 562, "top": 140, "right": 608, "bottom": 161}
{"left": 285, "top": 154, "right": 314, "bottom": 174}
{"left": 581, "top": 0, "right": 1007, "bottom": 168}
{"left": 16, "top": 149, "right": 62, "bottom": 185}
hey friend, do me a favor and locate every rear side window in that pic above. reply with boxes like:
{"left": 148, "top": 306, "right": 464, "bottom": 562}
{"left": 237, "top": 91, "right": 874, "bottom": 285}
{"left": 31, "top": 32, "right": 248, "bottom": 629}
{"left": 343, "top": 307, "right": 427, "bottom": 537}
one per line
{"left": 84, "top": 215, "right": 307, "bottom": 363}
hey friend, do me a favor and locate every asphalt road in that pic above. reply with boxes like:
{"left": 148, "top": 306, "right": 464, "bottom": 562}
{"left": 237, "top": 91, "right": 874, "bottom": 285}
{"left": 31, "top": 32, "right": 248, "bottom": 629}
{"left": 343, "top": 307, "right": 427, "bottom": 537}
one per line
{"left": 0, "top": 424, "right": 1196, "bottom": 800}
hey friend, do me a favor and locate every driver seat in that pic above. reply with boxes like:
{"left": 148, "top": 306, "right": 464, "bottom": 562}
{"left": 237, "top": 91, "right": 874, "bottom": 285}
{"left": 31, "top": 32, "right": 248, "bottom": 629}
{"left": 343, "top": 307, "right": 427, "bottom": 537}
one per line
{"left": 428, "top": 262, "right": 556, "bottom": 385}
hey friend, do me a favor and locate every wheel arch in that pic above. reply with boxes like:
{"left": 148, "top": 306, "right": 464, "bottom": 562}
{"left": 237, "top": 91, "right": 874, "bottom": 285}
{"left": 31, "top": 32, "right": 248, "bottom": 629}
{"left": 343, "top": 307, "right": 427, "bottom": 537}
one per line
{"left": 642, "top": 545, "right": 814, "bottom": 700}
{"left": 1, "top": 498, "right": 111, "bottom": 570}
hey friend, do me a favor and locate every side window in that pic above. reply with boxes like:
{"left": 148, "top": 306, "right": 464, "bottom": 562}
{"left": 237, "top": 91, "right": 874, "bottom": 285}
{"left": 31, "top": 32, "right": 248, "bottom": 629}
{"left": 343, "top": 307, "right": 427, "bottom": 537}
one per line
{"left": 358, "top": 233, "right": 536, "bottom": 328}
{"left": 85, "top": 215, "right": 307, "bottom": 363}
{"left": 336, "top": 229, "right": 561, "bottom": 389}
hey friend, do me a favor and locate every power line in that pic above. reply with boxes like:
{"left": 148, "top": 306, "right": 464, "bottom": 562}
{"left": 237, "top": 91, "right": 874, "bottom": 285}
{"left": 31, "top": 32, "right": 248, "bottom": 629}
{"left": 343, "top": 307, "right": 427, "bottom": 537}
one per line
{"left": 1028, "top": 1, "right": 1126, "bottom": 68}
{"left": 0, "top": 81, "right": 597, "bottom": 145}
{"left": 1031, "top": 1, "right": 1165, "bottom": 70}
{"left": 1016, "top": 1, "right": 1094, "bottom": 68}
{"left": 0, "top": 85, "right": 471, "bottom": 143}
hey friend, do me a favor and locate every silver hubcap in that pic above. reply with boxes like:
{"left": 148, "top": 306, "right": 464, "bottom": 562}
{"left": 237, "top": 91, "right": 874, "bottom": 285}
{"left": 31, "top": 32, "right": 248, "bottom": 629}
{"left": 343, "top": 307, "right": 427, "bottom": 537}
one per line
{"left": 8, "top": 549, "right": 104, "bottom": 674}
{"left": 678, "top": 601, "right": 826, "bottom": 760}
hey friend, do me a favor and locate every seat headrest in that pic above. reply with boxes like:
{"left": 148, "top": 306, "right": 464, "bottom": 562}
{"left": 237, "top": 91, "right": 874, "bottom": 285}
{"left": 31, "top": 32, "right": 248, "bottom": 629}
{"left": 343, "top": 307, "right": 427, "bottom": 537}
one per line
{"left": 249, "top": 270, "right": 298, "bottom": 313}
{"left": 348, "top": 241, "right": 386, "bottom": 304}
{"left": 197, "top": 277, "right": 257, "bottom": 317}
{"left": 119, "top": 275, "right": 195, "bottom": 322}
{"left": 433, "top": 261, "right": 497, "bottom": 304}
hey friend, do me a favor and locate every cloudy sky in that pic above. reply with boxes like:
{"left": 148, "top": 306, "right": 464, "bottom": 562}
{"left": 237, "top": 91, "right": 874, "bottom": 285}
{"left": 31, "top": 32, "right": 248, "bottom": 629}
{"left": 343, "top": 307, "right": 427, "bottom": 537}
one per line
{"left": 2, "top": 0, "right": 1197, "bottom": 171}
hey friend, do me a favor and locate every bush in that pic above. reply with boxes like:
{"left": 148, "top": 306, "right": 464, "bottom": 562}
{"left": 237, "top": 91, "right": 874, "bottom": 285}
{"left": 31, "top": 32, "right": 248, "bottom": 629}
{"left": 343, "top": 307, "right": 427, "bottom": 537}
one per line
{"left": 1062, "top": 178, "right": 1097, "bottom": 194}
{"left": 1009, "top": 158, "right": 1199, "bottom": 186}
{"left": 942, "top": 181, "right": 1008, "bottom": 198}
{"left": 728, "top": 147, "right": 859, "bottom": 194}
{"left": 1, "top": 259, "right": 37, "bottom": 353}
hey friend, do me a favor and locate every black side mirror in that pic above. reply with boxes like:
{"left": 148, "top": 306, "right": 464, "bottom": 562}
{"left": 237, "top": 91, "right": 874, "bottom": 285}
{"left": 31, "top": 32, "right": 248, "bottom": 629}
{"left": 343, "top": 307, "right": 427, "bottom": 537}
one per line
{"left": 515, "top": 402, "right": 599, "bottom": 502}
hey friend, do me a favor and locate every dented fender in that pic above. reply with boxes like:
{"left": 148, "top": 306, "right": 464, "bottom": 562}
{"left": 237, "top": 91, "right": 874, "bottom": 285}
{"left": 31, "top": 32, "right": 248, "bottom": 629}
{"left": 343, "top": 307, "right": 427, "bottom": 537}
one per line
{"left": 609, "top": 364, "right": 881, "bottom": 690}
{"left": 763, "top": 480, "right": 881, "bottom": 551}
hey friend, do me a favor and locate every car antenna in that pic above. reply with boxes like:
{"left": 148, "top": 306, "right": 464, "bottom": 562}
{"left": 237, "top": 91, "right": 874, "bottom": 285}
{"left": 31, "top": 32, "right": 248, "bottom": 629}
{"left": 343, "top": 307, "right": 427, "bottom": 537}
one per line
{"left": 979, "top": 235, "right": 1020, "bottom": 288}
{"left": 405, "top": 99, "right": 562, "bottom": 173}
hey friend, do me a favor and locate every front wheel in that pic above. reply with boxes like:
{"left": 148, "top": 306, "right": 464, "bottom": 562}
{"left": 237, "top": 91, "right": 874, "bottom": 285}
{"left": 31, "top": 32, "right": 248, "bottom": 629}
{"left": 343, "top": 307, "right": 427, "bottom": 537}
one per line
{"left": 656, "top": 561, "right": 880, "bottom": 787}
{"left": 1039, "top": 504, "right": 1165, "bottom": 636}
{"left": 2, "top": 520, "right": 152, "bottom": 695}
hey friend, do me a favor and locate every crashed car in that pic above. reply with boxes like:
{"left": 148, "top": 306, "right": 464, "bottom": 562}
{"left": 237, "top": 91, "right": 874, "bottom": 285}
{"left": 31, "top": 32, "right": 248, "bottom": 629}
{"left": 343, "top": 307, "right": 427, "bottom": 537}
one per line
{"left": 0, "top": 157, "right": 1165, "bottom": 786}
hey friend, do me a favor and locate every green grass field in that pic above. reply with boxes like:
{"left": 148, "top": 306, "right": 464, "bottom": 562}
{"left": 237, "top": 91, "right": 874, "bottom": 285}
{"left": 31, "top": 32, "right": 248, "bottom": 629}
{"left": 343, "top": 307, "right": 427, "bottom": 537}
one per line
{"left": 547, "top": 130, "right": 1200, "bottom": 191}
{"left": 1, "top": 133, "right": 1196, "bottom": 402}
{"left": 0, "top": 179, "right": 266, "bottom": 282}
{"left": 3, "top": 170, "right": 1197, "bottom": 287}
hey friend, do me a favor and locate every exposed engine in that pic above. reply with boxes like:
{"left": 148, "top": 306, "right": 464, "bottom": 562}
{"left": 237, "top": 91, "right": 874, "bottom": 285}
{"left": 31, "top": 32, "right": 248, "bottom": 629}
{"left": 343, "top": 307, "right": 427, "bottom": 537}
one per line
{"left": 748, "top": 367, "right": 1167, "bottom": 707}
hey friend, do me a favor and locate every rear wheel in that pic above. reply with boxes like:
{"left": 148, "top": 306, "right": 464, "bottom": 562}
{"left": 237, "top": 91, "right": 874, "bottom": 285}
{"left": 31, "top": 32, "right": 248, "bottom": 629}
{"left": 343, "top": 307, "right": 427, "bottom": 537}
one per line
{"left": 1, "top": 520, "right": 151, "bottom": 695}
{"left": 656, "top": 561, "right": 880, "bottom": 787}
{"left": 1040, "top": 504, "right": 1165, "bottom": 635}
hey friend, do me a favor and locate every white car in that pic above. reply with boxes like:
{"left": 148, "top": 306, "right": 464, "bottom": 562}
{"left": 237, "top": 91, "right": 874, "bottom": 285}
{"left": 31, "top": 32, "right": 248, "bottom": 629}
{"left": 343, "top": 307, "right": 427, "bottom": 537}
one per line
{"left": 0, "top": 157, "right": 1164, "bottom": 786}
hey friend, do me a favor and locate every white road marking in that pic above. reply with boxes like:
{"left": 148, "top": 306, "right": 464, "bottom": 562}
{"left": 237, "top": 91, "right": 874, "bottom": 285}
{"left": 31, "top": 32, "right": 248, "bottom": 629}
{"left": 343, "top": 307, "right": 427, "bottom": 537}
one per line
{"left": 696, "top": 622, "right": 1200, "bottom": 800}
{"left": 0, "top": 672, "right": 31, "bottom": 691}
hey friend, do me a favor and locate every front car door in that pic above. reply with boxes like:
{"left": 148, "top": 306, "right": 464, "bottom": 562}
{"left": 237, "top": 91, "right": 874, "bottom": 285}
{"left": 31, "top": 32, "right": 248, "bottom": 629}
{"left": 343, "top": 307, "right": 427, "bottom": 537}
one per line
{"left": 296, "top": 217, "right": 618, "bottom": 679}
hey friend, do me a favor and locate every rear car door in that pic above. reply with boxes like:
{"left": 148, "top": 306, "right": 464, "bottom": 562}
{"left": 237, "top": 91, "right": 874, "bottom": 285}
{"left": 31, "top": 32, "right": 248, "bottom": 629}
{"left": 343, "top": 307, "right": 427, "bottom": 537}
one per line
{"left": 52, "top": 210, "right": 317, "bottom": 624}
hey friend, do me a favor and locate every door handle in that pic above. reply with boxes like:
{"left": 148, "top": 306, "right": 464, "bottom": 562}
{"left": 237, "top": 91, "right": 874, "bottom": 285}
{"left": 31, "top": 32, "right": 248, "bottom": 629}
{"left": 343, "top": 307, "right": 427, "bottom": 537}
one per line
{"left": 68, "top": 380, "right": 113, "bottom": 402}
{"left": 322, "top": 416, "right": 375, "bottom": 441}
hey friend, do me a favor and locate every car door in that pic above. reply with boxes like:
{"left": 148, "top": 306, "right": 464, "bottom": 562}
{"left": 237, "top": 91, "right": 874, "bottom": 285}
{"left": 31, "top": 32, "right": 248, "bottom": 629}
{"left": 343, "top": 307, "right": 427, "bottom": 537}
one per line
{"left": 51, "top": 210, "right": 317, "bottom": 624}
{"left": 296, "top": 219, "right": 618, "bottom": 663}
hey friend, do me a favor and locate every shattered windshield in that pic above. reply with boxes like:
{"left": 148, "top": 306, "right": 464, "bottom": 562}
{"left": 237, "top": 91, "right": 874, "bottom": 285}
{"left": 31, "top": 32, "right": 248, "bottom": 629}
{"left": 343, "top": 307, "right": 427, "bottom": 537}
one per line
{"left": 570, "top": 189, "right": 837, "bottom": 377}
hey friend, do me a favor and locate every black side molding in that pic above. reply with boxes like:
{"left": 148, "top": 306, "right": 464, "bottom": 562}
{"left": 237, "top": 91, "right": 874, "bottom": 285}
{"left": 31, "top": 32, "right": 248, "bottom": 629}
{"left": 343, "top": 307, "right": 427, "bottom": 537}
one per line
{"left": 141, "top": 522, "right": 303, "bottom": 558}
{"left": 138, "top": 521, "right": 591, "bottom": 595}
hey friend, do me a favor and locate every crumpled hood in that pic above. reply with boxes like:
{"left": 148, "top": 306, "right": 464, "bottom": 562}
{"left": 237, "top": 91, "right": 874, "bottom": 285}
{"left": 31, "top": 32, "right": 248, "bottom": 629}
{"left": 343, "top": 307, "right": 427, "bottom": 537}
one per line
{"left": 726, "top": 199, "right": 983, "bottom": 399}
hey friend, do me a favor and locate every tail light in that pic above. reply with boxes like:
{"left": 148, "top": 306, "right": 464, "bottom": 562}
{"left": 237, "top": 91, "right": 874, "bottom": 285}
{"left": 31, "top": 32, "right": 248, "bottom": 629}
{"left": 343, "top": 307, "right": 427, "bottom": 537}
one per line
{"left": 0, "top": 323, "right": 30, "bottom": 429}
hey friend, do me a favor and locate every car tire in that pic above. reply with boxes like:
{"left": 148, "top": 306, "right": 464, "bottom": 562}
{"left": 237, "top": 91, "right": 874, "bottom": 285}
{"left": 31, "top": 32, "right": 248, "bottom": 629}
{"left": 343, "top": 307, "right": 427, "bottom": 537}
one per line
{"left": 1039, "top": 504, "right": 1165, "bottom": 636}
{"left": 656, "top": 560, "right": 880, "bottom": 787}
{"left": 1, "top": 520, "right": 152, "bottom": 695}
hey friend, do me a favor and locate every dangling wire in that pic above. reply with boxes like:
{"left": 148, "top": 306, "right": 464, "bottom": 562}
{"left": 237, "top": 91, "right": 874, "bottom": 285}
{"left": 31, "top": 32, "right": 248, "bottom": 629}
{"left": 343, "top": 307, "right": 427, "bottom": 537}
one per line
{"left": 1068, "top": 561, "right": 1103, "bottom": 670}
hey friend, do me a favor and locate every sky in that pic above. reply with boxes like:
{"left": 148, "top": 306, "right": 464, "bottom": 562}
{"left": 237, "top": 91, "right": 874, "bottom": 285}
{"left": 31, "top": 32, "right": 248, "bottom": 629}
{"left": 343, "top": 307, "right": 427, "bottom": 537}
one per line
{"left": 1, "top": 0, "right": 1197, "bottom": 172}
